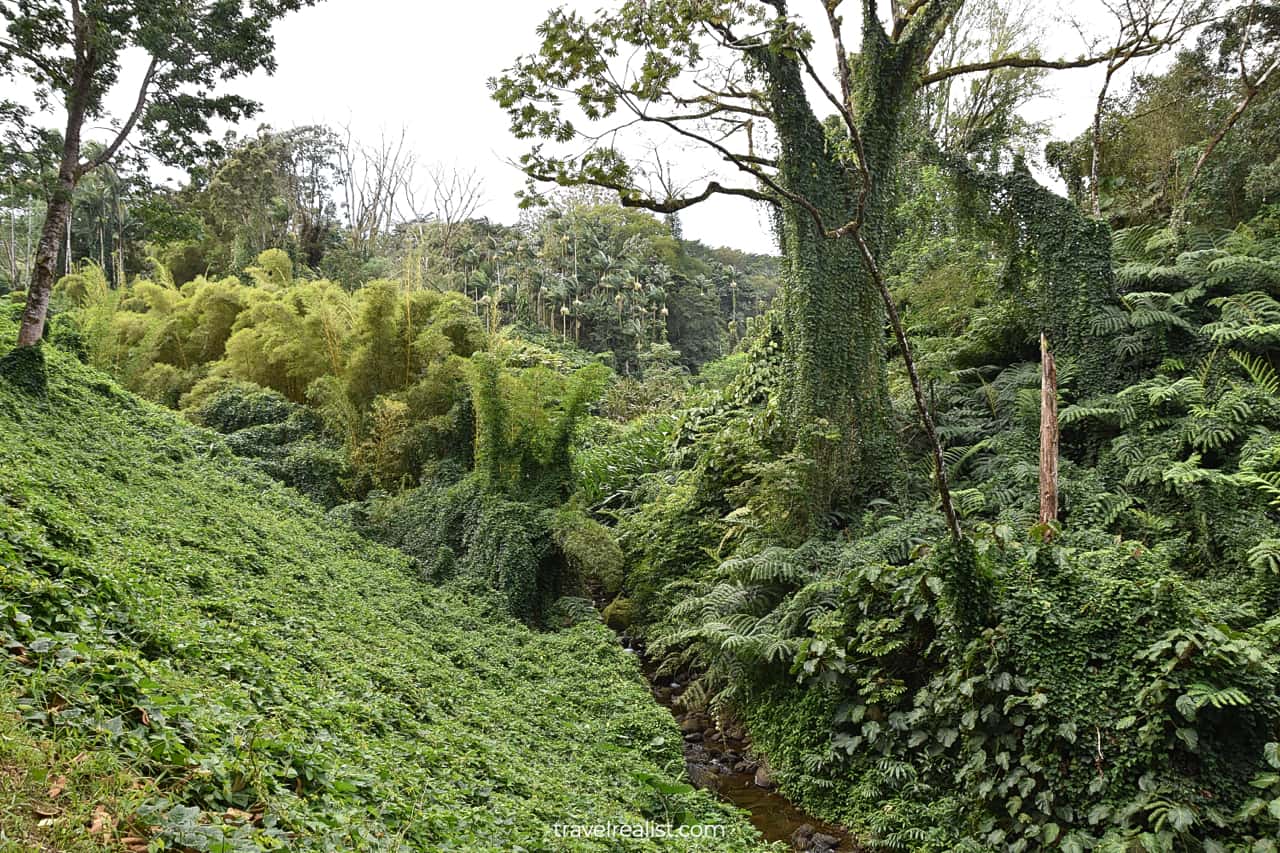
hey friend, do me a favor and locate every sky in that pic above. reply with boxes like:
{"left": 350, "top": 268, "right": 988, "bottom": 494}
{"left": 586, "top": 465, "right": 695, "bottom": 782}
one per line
{"left": 81, "top": 0, "right": 1183, "bottom": 254}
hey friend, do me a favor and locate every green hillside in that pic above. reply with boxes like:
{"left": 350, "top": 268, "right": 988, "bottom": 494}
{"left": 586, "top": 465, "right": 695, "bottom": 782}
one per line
{"left": 0, "top": 326, "right": 762, "bottom": 852}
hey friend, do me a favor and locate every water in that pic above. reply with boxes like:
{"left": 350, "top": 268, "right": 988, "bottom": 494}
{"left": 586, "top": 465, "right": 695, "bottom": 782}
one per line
{"left": 624, "top": 641, "right": 856, "bottom": 851}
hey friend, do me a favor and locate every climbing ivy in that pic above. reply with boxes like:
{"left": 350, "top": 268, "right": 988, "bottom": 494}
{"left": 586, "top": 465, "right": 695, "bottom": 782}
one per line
{"left": 949, "top": 155, "right": 1121, "bottom": 394}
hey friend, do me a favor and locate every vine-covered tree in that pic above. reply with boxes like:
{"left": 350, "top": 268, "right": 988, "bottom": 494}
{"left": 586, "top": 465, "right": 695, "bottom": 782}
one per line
{"left": 0, "top": 0, "right": 316, "bottom": 347}
{"left": 493, "top": 0, "right": 1188, "bottom": 523}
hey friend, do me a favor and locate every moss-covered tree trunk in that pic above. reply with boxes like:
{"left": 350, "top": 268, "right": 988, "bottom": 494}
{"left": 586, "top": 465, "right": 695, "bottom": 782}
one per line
{"left": 756, "top": 17, "right": 923, "bottom": 520}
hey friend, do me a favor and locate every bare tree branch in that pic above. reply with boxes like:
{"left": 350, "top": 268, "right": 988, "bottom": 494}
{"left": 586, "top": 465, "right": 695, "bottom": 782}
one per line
{"left": 81, "top": 55, "right": 158, "bottom": 175}
{"left": 921, "top": 41, "right": 1167, "bottom": 85}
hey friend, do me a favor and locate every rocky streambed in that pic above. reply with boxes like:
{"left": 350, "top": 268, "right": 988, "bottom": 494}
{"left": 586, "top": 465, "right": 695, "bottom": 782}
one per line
{"left": 624, "top": 639, "right": 857, "bottom": 852}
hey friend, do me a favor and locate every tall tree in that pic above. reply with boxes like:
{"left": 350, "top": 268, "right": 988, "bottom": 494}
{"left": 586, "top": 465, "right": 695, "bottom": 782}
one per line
{"left": 0, "top": 0, "right": 316, "bottom": 348}
{"left": 1085, "top": 0, "right": 1207, "bottom": 215}
{"left": 493, "top": 0, "right": 1188, "bottom": 523}
{"left": 1180, "top": 0, "right": 1280, "bottom": 205}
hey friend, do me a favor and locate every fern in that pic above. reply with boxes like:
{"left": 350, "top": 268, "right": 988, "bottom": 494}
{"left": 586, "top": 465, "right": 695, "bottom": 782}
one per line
{"left": 1177, "top": 683, "right": 1252, "bottom": 717}
{"left": 1248, "top": 539, "right": 1280, "bottom": 573}
{"left": 1230, "top": 351, "right": 1280, "bottom": 396}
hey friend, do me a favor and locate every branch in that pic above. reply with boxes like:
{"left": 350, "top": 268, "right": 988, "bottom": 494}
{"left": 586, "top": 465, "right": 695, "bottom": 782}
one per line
{"left": 652, "top": 101, "right": 771, "bottom": 121}
{"left": 1180, "top": 53, "right": 1280, "bottom": 203}
{"left": 527, "top": 166, "right": 774, "bottom": 213}
{"left": 860, "top": 0, "right": 886, "bottom": 40}
{"left": 0, "top": 38, "right": 71, "bottom": 89}
{"left": 81, "top": 55, "right": 157, "bottom": 175}
{"left": 891, "top": 0, "right": 930, "bottom": 40}
{"left": 730, "top": 153, "right": 778, "bottom": 167}
{"left": 920, "top": 42, "right": 1165, "bottom": 86}
{"left": 807, "top": 2, "right": 873, "bottom": 237}
{"left": 620, "top": 181, "right": 775, "bottom": 212}
{"left": 852, "top": 224, "right": 962, "bottom": 544}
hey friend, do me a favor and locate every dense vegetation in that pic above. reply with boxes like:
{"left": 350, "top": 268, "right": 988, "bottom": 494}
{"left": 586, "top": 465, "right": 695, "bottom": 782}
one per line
{"left": 5, "top": 0, "right": 1280, "bottom": 851}
{"left": 0, "top": 312, "right": 762, "bottom": 851}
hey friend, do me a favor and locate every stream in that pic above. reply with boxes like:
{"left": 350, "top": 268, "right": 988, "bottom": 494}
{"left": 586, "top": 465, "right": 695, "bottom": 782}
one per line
{"left": 620, "top": 637, "right": 857, "bottom": 852}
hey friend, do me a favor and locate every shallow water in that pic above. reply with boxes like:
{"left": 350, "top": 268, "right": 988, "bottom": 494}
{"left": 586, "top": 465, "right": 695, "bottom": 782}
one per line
{"left": 625, "top": 641, "right": 855, "bottom": 851}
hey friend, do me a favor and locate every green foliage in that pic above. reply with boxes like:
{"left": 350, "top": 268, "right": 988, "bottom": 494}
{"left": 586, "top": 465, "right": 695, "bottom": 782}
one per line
{"left": 0, "top": 324, "right": 762, "bottom": 851}
{"left": 494, "top": 0, "right": 939, "bottom": 519}
{"left": 574, "top": 413, "right": 679, "bottom": 512}
{"left": 0, "top": 1, "right": 319, "bottom": 174}
{"left": 951, "top": 158, "right": 1121, "bottom": 393}
{"left": 0, "top": 699, "right": 155, "bottom": 851}
{"left": 68, "top": 259, "right": 484, "bottom": 499}
{"left": 192, "top": 383, "right": 351, "bottom": 507}
{"left": 244, "top": 248, "right": 293, "bottom": 289}
{"left": 0, "top": 342, "right": 48, "bottom": 396}
{"left": 662, "top": 517, "right": 1280, "bottom": 850}
{"left": 603, "top": 597, "right": 635, "bottom": 631}
{"left": 1047, "top": 19, "right": 1280, "bottom": 230}
{"left": 590, "top": 198, "right": 1280, "bottom": 850}
{"left": 468, "top": 351, "right": 608, "bottom": 500}
{"left": 553, "top": 507, "right": 625, "bottom": 595}
{"left": 352, "top": 476, "right": 558, "bottom": 621}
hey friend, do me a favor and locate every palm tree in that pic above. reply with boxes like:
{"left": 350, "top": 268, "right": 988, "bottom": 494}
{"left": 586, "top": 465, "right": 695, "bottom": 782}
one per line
{"left": 729, "top": 279, "right": 739, "bottom": 345}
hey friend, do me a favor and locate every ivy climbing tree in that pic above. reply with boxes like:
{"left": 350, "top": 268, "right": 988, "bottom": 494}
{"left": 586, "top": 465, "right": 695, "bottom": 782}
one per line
{"left": 493, "top": 0, "right": 1189, "bottom": 527}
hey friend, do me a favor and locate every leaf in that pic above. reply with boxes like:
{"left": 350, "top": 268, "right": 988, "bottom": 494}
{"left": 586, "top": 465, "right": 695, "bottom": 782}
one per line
{"left": 1166, "top": 804, "right": 1195, "bottom": 832}
{"left": 46, "top": 775, "right": 67, "bottom": 799}
{"left": 88, "top": 805, "right": 114, "bottom": 835}
{"left": 1061, "top": 834, "right": 1087, "bottom": 853}
{"left": 631, "top": 771, "right": 693, "bottom": 796}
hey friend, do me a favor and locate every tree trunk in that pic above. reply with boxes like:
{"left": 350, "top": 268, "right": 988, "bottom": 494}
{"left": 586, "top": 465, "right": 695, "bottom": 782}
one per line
{"left": 1039, "top": 333, "right": 1059, "bottom": 530}
{"left": 18, "top": 35, "right": 90, "bottom": 348}
{"left": 760, "top": 46, "right": 898, "bottom": 523}
{"left": 5, "top": 211, "right": 17, "bottom": 287}
{"left": 18, "top": 187, "right": 74, "bottom": 347}
{"left": 1089, "top": 68, "right": 1114, "bottom": 217}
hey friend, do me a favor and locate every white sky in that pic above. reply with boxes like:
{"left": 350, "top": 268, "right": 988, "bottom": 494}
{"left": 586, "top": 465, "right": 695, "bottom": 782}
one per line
{"left": 62, "top": 0, "right": 1192, "bottom": 254}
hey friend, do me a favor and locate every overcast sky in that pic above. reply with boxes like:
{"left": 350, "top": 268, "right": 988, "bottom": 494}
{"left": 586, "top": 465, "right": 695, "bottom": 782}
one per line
{"left": 85, "top": 0, "right": 1183, "bottom": 254}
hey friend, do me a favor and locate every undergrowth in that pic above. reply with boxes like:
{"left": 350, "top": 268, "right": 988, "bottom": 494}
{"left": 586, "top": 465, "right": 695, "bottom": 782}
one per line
{"left": 0, "top": 321, "right": 765, "bottom": 851}
{"left": 594, "top": 216, "right": 1280, "bottom": 850}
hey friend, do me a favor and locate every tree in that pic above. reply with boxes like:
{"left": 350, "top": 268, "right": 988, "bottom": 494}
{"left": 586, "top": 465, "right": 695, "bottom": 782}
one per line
{"left": 401, "top": 162, "right": 487, "bottom": 262}
{"left": 191, "top": 125, "right": 341, "bottom": 274}
{"left": 1, "top": 0, "right": 316, "bottom": 347}
{"left": 1180, "top": 0, "right": 1280, "bottom": 206}
{"left": 1046, "top": 1, "right": 1279, "bottom": 225}
{"left": 1083, "top": 0, "right": 1208, "bottom": 215}
{"left": 280, "top": 125, "right": 343, "bottom": 268}
{"left": 493, "top": 0, "right": 1189, "bottom": 525}
{"left": 337, "top": 126, "right": 416, "bottom": 258}
{"left": 920, "top": 0, "right": 1050, "bottom": 160}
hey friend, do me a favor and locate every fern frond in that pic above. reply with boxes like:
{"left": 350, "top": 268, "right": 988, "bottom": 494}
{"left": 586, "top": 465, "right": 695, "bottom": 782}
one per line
{"left": 1230, "top": 351, "right": 1280, "bottom": 396}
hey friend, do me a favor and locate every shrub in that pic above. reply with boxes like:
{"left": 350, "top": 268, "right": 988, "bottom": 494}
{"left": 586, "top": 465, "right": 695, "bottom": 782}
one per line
{"left": 553, "top": 507, "right": 625, "bottom": 595}
{"left": 359, "top": 476, "right": 573, "bottom": 621}
{"left": 603, "top": 597, "right": 635, "bottom": 631}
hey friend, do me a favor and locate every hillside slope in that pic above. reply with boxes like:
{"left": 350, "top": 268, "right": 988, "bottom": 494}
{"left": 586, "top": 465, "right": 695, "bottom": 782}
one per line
{"left": 0, "top": 332, "right": 762, "bottom": 851}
